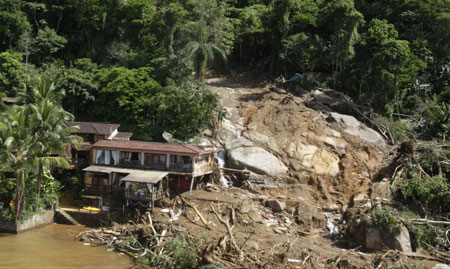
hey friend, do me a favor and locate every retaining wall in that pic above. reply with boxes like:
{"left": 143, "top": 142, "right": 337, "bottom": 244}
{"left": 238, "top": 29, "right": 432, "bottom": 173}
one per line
{"left": 0, "top": 210, "right": 54, "bottom": 233}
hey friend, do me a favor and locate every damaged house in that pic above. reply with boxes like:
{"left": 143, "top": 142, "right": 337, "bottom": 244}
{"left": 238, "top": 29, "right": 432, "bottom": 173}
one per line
{"left": 81, "top": 140, "right": 215, "bottom": 209}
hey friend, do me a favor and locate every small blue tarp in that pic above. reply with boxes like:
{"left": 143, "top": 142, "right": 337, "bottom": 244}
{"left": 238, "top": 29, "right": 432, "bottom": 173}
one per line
{"left": 288, "top": 73, "right": 304, "bottom": 81}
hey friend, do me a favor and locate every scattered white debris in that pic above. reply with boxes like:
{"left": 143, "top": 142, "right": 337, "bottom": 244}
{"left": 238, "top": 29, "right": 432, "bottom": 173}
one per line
{"left": 217, "top": 150, "right": 229, "bottom": 188}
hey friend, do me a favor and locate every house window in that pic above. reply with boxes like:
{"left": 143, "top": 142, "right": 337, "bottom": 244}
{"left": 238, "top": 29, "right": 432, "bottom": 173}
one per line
{"left": 95, "top": 149, "right": 116, "bottom": 165}
{"left": 153, "top": 154, "right": 166, "bottom": 164}
{"left": 171, "top": 155, "right": 182, "bottom": 164}
{"left": 120, "top": 151, "right": 141, "bottom": 167}
{"left": 182, "top": 156, "right": 192, "bottom": 165}
{"left": 144, "top": 153, "right": 166, "bottom": 165}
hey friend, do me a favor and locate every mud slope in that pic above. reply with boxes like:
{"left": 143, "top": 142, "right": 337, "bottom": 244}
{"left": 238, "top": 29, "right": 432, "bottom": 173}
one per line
{"left": 207, "top": 76, "right": 387, "bottom": 213}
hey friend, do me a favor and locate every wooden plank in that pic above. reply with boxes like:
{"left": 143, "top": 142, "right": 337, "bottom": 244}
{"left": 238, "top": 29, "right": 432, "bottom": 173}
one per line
{"left": 219, "top": 167, "right": 250, "bottom": 173}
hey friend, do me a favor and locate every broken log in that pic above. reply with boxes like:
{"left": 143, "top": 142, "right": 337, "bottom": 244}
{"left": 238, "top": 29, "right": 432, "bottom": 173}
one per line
{"left": 179, "top": 195, "right": 210, "bottom": 229}
{"left": 146, "top": 212, "right": 160, "bottom": 246}
{"left": 410, "top": 219, "right": 450, "bottom": 226}
{"left": 211, "top": 204, "right": 244, "bottom": 261}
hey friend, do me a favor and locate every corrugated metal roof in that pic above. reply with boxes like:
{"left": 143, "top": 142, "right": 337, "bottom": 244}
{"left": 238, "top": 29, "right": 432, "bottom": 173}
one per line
{"left": 83, "top": 165, "right": 168, "bottom": 184}
{"left": 121, "top": 171, "right": 169, "bottom": 184}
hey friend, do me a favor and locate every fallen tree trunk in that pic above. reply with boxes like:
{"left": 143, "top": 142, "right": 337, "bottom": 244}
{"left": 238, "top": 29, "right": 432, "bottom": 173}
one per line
{"left": 211, "top": 204, "right": 244, "bottom": 262}
{"left": 179, "top": 195, "right": 210, "bottom": 229}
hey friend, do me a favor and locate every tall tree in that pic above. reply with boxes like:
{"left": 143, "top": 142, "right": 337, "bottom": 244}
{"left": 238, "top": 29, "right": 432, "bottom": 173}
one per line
{"left": 0, "top": 52, "right": 26, "bottom": 96}
{"left": 0, "top": 105, "right": 39, "bottom": 221}
{"left": 0, "top": 0, "right": 31, "bottom": 51}
{"left": 353, "top": 19, "right": 425, "bottom": 113}
{"left": 23, "top": 76, "right": 81, "bottom": 211}
{"left": 319, "top": 0, "right": 363, "bottom": 85}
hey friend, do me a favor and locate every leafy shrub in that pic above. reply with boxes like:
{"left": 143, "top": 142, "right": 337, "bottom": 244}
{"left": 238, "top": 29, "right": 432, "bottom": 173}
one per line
{"left": 140, "top": 234, "right": 199, "bottom": 269}
{"left": 396, "top": 172, "right": 450, "bottom": 215}
{"left": 372, "top": 115, "right": 410, "bottom": 142}
{"left": 364, "top": 208, "right": 401, "bottom": 235}
{"left": 423, "top": 97, "right": 450, "bottom": 138}
{"left": 414, "top": 141, "right": 449, "bottom": 174}
{"left": 407, "top": 222, "right": 443, "bottom": 250}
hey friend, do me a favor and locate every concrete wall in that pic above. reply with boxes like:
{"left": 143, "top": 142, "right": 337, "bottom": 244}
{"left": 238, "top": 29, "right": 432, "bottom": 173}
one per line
{"left": 0, "top": 210, "right": 54, "bottom": 234}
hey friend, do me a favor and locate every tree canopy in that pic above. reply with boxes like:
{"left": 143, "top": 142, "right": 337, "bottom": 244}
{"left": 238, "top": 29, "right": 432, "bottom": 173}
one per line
{"left": 0, "top": 0, "right": 447, "bottom": 140}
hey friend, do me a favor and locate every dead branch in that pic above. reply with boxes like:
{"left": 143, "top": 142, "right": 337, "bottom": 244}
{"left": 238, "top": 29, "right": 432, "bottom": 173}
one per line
{"left": 410, "top": 219, "right": 450, "bottom": 226}
{"left": 179, "top": 195, "right": 210, "bottom": 229}
{"left": 211, "top": 204, "right": 244, "bottom": 261}
{"left": 401, "top": 252, "right": 449, "bottom": 263}
{"left": 146, "top": 212, "right": 160, "bottom": 246}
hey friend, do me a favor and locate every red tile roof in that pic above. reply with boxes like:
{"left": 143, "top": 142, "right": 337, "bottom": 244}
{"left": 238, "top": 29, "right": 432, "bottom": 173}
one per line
{"left": 69, "top": 121, "right": 120, "bottom": 136}
{"left": 92, "top": 140, "right": 214, "bottom": 155}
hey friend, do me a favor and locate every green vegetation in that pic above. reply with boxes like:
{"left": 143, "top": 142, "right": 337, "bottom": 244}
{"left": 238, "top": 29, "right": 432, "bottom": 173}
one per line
{"left": 0, "top": 168, "right": 61, "bottom": 221}
{"left": 397, "top": 172, "right": 450, "bottom": 216}
{"left": 364, "top": 207, "right": 401, "bottom": 235}
{"left": 131, "top": 234, "right": 209, "bottom": 269}
{"left": 0, "top": 76, "right": 81, "bottom": 221}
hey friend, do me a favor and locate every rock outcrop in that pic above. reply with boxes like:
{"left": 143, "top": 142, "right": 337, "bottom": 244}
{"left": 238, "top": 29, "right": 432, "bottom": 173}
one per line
{"left": 328, "top": 112, "right": 386, "bottom": 147}
{"left": 228, "top": 146, "right": 288, "bottom": 177}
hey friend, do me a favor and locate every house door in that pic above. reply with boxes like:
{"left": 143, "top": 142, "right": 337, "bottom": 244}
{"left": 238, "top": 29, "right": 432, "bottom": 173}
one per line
{"left": 92, "top": 174, "right": 107, "bottom": 193}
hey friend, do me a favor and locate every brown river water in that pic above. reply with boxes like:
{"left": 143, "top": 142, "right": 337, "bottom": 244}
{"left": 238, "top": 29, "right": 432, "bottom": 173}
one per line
{"left": 0, "top": 224, "right": 132, "bottom": 269}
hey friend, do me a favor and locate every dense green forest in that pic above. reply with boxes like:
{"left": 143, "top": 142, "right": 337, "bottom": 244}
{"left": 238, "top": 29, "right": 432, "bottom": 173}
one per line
{"left": 0, "top": 0, "right": 448, "bottom": 142}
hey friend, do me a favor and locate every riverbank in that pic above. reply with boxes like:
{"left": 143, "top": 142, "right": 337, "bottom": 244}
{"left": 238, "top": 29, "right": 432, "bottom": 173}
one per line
{"left": 0, "top": 224, "right": 132, "bottom": 269}
{"left": 0, "top": 210, "right": 54, "bottom": 233}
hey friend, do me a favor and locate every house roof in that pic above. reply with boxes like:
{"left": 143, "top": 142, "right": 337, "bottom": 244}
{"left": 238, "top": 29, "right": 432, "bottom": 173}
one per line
{"left": 91, "top": 140, "right": 215, "bottom": 155}
{"left": 83, "top": 165, "right": 169, "bottom": 184}
{"left": 69, "top": 122, "right": 120, "bottom": 136}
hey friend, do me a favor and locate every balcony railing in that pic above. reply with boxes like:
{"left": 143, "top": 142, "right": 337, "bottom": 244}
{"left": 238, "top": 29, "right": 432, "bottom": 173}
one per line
{"left": 118, "top": 159, "right": 141, "bottom": 168}
{"left": 143, "top": 162, "right": 167, "bottom": 171}
{"left": 169, "top": 163, "right": 193, "bottom": 172}
{"left": 126, "top": 189, "right": 151, "bottom": 201}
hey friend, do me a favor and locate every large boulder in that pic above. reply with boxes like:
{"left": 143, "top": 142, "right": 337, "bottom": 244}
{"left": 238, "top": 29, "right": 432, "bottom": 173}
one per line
{"left": 227, "top": 146, "right": 288, "bottom": 177}
{"left": 329, "top": 112, "right": 386, "bottom": 147}
{"left": 287, "top": 143, "right": 340, "bottom": 177}
{"left": 266, "top": 199, "right": 285, "bottom": 212}
{"left": 365, "top": 224, "right": 412, "bottom": 252}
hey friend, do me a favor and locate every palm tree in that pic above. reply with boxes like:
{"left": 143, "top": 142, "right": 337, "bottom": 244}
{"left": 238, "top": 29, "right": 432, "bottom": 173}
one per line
{"left": 183, "top": 20, "right": 227, "bottom": 81}
{"left": 25, "top": 76, "right": 81, "bottom": 211}
{"left": 0, "top": 76, "right": 81, "bottom": 220}
{"left": 0, "top": 105, "right": 40, "bottom": 221}
{"left": 30, "top": 98, "right": 81, "bottom": 211}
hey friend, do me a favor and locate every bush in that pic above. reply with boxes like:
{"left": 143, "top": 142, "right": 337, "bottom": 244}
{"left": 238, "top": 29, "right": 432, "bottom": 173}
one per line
{"left": 140, "top": 234, "right": 200, "bottom": 269}
{"left": 372, "top": 115, "right": 410, "bottom": 142}
{"left": 423, "top": 97, "right": 450, "bottom": 138}
{"left": 407, "top": 222, "right": 443, "bottom": 250}
{"left": 364, "top": 208, "right": 401, "bottom": 235}
{"left": 396, "top": 172, "right": 450, "bottom": 216}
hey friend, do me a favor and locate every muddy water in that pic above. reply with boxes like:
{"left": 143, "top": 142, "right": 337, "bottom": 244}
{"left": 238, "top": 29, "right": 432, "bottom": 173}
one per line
{"left": 0, "top": 224, "right": 132, "bottom": 269}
